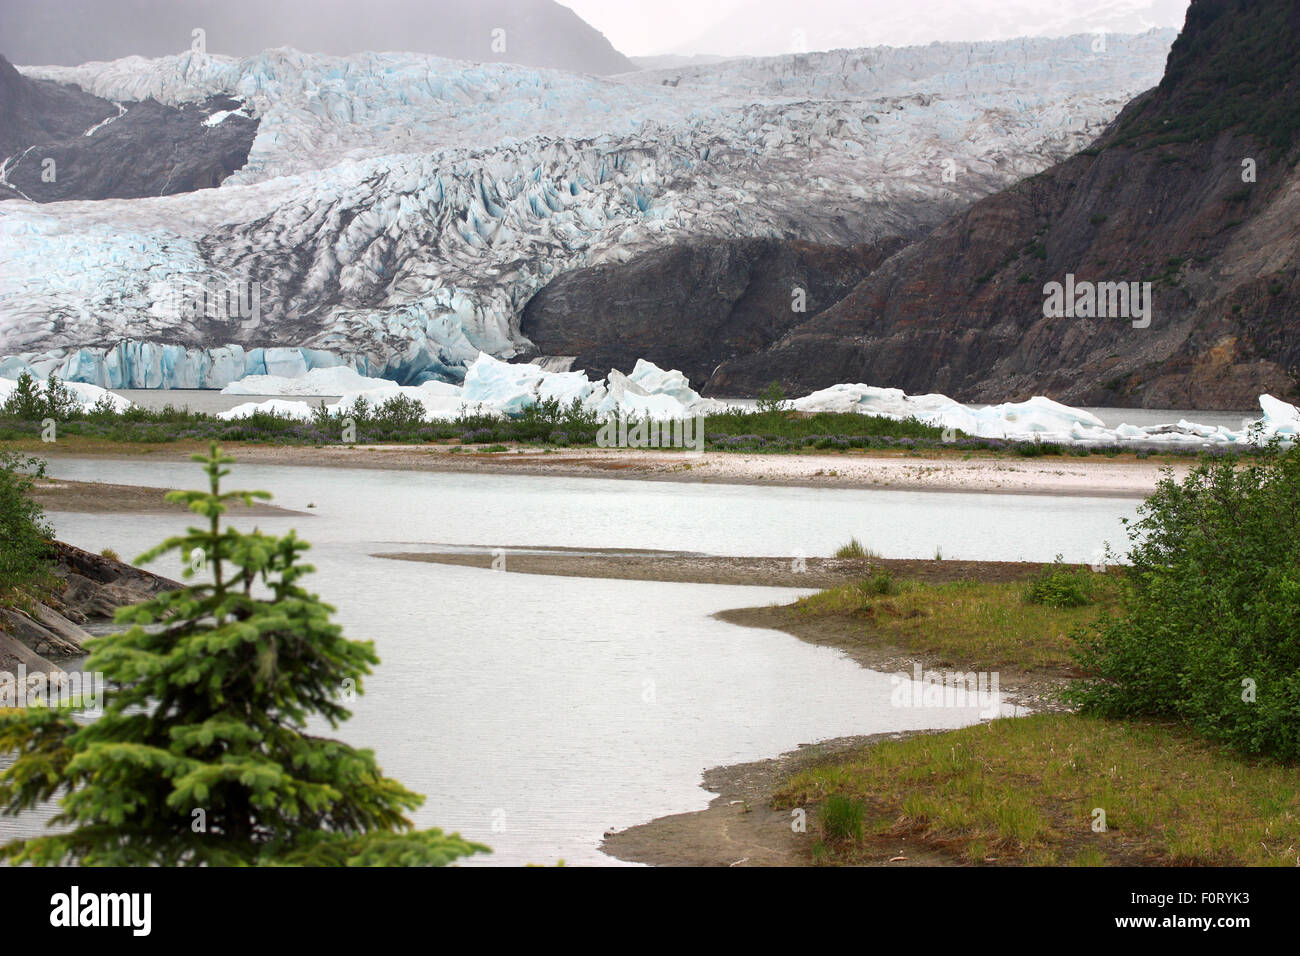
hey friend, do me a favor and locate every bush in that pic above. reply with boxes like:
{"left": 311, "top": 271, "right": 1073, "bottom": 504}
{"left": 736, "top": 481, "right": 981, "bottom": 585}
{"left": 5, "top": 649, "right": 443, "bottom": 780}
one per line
{"left": 0, "top": 451, "right": 54, "bottom": 602}
{"left": 862, "top": 571, "right": 895, "bottom": 596}
{"left": 756, "top": 381, "right": 791, "bottom": 415}
{"left": 819, "top": 794, "right": 866, "bottom": 843}
{"left": 1066, "top": 445, "right": 1300, "bottom": 759}
{"left": 1024, "top": 557, "right": 1095, "bottom": 608}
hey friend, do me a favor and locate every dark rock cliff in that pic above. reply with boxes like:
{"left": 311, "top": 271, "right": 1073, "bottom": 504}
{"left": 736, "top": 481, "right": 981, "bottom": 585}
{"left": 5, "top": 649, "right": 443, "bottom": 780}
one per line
{"left": 520, "top": 237, "right": 903, "bottom": 389}
{"left": 0, "top": 55, "right": 257, "bottom": 202}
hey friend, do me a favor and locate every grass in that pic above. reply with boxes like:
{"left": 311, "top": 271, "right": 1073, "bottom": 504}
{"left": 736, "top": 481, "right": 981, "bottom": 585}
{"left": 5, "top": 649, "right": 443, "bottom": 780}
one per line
{"left": 789, "top": 573, "right": 1121, "bottom": 673}
{"left": 819, "top": 795, "right": 867, "bottom": 843}
{"left": 834, "top": 537, "right": 878, "bottom": 559}
{"left": 775, "top": 713, "right": 1300, "bottom": 866}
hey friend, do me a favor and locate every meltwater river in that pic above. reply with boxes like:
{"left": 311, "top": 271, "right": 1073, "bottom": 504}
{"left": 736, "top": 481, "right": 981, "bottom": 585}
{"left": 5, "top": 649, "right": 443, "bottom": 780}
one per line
{"left": 3, "top": 458, "right": 1140, "bottom": 864}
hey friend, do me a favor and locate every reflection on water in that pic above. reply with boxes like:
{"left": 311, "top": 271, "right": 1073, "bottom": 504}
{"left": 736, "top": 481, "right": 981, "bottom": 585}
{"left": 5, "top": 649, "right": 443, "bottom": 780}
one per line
{"left": 2, "top": 460, "right": 1140, "bottom": 865}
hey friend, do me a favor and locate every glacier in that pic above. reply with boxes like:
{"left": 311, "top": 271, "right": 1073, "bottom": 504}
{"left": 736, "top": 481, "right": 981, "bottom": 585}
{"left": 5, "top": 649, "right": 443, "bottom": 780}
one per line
{"left": 0, "top": 33, "right": 1178, "bottom": 388}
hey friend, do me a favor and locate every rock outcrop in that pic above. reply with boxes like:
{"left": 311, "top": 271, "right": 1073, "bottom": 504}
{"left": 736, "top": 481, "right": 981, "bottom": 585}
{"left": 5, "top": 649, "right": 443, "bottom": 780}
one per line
{"left": 0, "top": 541, "right": 177, "bottom": 678}
{"left": 0, "top": 55, "right": 257, "bottom": 202}
{"left": 520, "top": 238, "right": 904, "bottom": 389}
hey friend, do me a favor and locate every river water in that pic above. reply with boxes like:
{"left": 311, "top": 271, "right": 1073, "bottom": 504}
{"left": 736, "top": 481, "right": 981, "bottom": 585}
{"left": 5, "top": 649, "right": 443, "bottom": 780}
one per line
{"left": 2, "top": 459, "right": 1141, "bottom": 865}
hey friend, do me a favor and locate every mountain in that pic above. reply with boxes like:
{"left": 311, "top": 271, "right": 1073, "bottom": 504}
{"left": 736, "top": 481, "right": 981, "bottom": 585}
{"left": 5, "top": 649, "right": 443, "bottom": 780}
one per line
{"left": 0, "top": 0, "right": 636, "bottom": 74}
{"left": 676, "top": 0, "right": 1190, "bottom": 56}
{"left": 706, "top": 0, "right": 1300, "bottom": 408}
{"left": 0, "top": 55, "right": 256, "bottom": 202}
{"left": 0, "top": 33, "right": 1174, "bottom": 388}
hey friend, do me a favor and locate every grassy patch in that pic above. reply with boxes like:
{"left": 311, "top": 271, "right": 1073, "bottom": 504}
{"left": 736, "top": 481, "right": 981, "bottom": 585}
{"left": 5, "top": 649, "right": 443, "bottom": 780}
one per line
{"left": 834, "top": 537, "right": 879, "bottom": 559}
{"left": 790, "top": 573, "right": 1120, "bottom": 673}
{"left": 776, "top": 713, "right": 1300, "bottom": 866}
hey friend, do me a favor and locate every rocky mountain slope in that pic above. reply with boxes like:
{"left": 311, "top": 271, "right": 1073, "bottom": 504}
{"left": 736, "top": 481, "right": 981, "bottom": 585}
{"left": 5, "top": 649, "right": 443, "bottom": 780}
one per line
{"left": 0, "top": 55, "right": 257, "bottom": 202}
{"left": 0, "top": 0, "right": 635, "bottom": 75}
{"left": 706, "top": 0, "right": 1300, "bottom": 408}
{"left": 0, "top": 33, "right": 1174, "bottom": 387}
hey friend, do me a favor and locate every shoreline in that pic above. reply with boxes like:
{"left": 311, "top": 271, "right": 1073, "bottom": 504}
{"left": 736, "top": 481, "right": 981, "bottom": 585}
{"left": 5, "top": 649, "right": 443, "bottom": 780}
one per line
{"left": 30, "top": 477, "right": 304, "bottom": 515}
{"left": 374, "top": 546, "right": 1076, "bottom": 867}
{"left": 601, "top": 732, "right": 960, "bottom": 867}
{"left": 13, "top": 441, "right": 1187, "bottom": 498}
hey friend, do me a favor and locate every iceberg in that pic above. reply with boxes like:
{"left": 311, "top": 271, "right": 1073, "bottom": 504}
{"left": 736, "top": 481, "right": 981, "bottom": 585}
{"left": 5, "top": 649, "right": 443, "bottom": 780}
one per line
{"left": 222, "top": 366, "right": 393, "bottom": 395}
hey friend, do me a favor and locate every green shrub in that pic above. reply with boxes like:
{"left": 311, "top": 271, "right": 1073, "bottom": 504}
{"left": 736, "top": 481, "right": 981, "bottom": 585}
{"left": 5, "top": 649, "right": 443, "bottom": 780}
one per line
{"left": 756, "top": 381, "right": 791, "bottom": 414}
{"left": 1024, "top": 557, "right": 1095, "bottom": 608}
{"left": 1066, "top": 444, "right": 1300, "bottom": 759}
{"left": 864, "top": 571, "right": 895, "bottom": 595}
{"left": 0, "top": 451, "right": 54, "bottom": 603}
{"left": 819, "top": 794, "right": 866, "bottom": 843}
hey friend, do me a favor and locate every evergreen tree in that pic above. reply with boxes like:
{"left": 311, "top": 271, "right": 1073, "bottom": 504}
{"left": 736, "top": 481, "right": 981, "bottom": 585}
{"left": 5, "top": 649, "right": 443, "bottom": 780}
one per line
{"left": 0, "top": 443, "right": 488, "bottom": 866}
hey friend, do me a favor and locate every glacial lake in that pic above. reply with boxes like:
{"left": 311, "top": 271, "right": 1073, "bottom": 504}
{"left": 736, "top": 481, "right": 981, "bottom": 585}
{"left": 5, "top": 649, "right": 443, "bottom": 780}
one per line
{"left": 3, "top": 459, "right": 1141, "bottom": 865}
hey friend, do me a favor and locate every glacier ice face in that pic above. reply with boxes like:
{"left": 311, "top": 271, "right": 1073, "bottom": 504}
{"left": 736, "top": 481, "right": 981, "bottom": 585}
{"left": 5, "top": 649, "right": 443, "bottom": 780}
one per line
{"left": 3, "top": 342, "right": 356, "bottom": 389}
{"left": 1, "top": 34, "right": 1177, "bottom": 386}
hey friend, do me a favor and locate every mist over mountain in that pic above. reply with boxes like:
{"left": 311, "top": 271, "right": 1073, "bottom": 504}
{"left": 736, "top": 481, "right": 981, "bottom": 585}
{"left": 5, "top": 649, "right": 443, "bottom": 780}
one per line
{"left": 675, "top": 0, "right": 1190, "bottom": 56}
{"left": 0, "top": 0, "right": 635, "bottom": 74}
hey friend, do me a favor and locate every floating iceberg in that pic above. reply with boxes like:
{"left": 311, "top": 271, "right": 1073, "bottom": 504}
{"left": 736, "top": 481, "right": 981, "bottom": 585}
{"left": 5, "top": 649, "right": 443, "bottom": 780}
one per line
{"left": 793, "top": 380, "right": 1293, "bottom": 446}
{"left": 216, "top": 353, "right": 716, "bottom": 422}
{"left": 222, "top": 366, "right": 393, "bottom": 396}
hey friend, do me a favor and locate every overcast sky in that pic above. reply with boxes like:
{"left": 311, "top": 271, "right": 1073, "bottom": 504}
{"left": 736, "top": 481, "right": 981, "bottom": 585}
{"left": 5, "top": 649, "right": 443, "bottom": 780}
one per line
{"left": 556, "top": 0, "right": 1189, "bottom": 58}
{"left": 556, "top": 0, "right": 750, "bottom": 56}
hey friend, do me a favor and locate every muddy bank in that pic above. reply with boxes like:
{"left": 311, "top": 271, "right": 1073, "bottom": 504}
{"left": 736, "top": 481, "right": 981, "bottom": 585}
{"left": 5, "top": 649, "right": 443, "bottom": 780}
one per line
{"left": 601, "top": 732, "right": 959, "bottom": 867}
{"left": 716, "top": 604, "right": 1070, "bottom": 709}
{"left": 17, "top": 440, "right": 1180, "bottom": 498}
{"left": 31, "top": 477, "right": 302, "bottom": 515}
{"left": 374, "top": 550, "right": 1047, "bottom": 589}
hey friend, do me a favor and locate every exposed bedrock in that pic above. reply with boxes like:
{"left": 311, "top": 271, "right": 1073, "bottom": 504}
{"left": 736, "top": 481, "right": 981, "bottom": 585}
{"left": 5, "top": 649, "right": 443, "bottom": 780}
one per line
{"left": 519, "top": 237, "right": 905, "bottom": 392}
{"left": 0, "top": 55, "right": 257, "bottom": 202}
